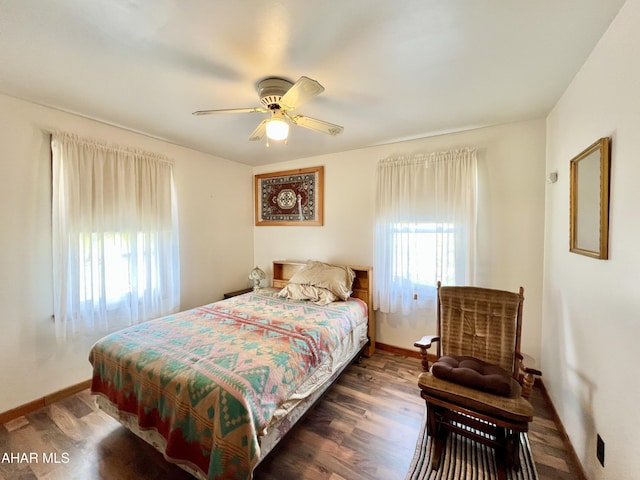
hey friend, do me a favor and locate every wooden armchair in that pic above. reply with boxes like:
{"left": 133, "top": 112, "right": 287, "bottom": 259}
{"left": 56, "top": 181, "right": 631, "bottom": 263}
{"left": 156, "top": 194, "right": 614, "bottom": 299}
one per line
{"left": 414, "top": 282, "right": 541, "bottom": 480}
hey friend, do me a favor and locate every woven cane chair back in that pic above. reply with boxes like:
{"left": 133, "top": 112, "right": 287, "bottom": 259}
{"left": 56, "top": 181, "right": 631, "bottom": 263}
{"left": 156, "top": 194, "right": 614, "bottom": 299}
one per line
{"left": 437, "top": 285, "right": 524, "bottom": 377}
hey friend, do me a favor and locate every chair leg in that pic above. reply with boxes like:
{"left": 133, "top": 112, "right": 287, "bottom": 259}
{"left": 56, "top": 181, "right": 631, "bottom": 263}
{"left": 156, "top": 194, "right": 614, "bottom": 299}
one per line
{"left": 425, "top": 402, "right": 447, "bottom": 471}
{"left": 494, "top": 428, "right": 509, "bottom": 480}
{"left": 506, "top": 430, "right": 521, "bottom": 469}
{"left": 426, "top": 402, "right": 437, "bottom": 436}
{"left": 494, "top": 428, "right": 524, "bottom": 480}
{"left": 431, "top": 424, "right": 449, "bottom": 471}
{"left": 496, "top": 461, "right": 507, "bottom": 480}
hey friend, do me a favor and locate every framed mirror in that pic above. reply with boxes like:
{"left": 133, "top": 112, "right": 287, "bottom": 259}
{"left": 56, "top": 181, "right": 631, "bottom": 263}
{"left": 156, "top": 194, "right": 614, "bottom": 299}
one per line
{"left": 569, "top": 137, "right": 611, "bottom": 259}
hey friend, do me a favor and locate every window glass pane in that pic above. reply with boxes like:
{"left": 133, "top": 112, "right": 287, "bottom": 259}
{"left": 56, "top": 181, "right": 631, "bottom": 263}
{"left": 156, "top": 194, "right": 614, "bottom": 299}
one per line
{"left": 77, "top": 232, "right": 160, "bottom": 308}
{"left": 392, "top": 222, "right": 456, "bottom": 287}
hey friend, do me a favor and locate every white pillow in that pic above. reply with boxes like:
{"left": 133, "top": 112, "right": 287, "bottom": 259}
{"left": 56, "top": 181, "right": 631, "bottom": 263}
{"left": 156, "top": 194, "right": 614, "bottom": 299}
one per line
{"left": 277, "top": 284, "right": 338, "bottom": 305}
{"left": 278, "top": 261, "right": 355, "bottom": 304}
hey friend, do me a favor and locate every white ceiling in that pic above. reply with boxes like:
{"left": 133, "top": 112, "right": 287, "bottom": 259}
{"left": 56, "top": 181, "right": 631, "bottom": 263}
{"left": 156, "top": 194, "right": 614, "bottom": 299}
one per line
{"left": 0, "top": 0, "right": 625, "bottom": 166}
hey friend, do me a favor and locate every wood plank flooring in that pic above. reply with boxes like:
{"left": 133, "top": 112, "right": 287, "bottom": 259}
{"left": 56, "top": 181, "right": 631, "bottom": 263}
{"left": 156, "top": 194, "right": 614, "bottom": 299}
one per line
{"left": 0, "top": 351, "right": 583, "bottom": 480}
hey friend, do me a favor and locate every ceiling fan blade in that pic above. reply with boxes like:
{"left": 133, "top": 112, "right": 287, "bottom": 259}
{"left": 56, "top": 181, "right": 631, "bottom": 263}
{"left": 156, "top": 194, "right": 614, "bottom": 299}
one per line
{"left": 192, "top": 107, "right": 267, "bottom": 115}
{"left": 290, "top": 115, "right": 344, "bottom": 136}
{"left": 279, "top": 76, "right": 325, "bottom": 111}
{"left": 249, "top": 119, "right": 268, "bottom": 141}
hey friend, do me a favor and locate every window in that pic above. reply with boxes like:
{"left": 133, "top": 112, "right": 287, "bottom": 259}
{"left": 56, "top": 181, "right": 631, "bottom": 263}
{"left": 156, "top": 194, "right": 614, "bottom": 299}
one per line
{"left": 51, "top": 133, "right": 180, "bottom": 338}
{"left": 390, "top": 222, "right": 457, "bottom": 288}
{"left": 77, "top": 232, "right": 163, "bottom": 306}
{"left": 374, "top": 149, "right": 477, "bottom": 314}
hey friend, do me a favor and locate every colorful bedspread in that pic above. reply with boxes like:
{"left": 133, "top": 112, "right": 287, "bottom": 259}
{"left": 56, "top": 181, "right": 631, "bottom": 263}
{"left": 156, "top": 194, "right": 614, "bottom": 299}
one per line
{"left": 89, "top": 289, "right": 367, "bottom": 480}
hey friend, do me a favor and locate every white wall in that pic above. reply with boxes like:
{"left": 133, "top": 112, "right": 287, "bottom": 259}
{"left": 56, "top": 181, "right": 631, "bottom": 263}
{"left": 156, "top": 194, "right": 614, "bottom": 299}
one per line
{"left": 544, "top": 2, "right": 640, "bottom": 479}
{"left": 254, "top": 118, "right": 546, "bottom": 358}
{"left": 0, "top": 95, "right": 549, "bottom": 422}
{"left": 0, "top": 94, "right": 254, "bottom": 413}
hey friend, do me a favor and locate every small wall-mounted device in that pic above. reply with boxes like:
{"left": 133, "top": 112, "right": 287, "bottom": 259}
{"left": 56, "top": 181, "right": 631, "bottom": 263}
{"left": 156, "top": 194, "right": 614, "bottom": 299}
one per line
{"left": 546, "top": 171, "right": 558, "bottom": 184}
{"left": 597, "top": 433, "right": 605, "bottom": 467}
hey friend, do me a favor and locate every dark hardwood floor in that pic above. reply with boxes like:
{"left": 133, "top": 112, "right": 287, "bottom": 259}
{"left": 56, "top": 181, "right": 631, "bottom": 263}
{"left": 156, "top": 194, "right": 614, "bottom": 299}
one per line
{"left": 0, "top": 351, "right": 583, "bottom": 480}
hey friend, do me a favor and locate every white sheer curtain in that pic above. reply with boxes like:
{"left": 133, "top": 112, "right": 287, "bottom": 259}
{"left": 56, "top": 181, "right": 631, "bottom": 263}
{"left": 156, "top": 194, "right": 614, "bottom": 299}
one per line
{"left": 374, "top": 148, "right": 477, "bottom": 314}
{"left": 52, "top": 132, "right": 180, "bottom": 338}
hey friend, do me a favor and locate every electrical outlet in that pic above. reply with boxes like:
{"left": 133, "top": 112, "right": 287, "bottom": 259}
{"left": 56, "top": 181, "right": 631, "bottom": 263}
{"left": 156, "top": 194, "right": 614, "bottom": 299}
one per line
{"left": 596, "top": 434, "right": 605, "bottom": 467}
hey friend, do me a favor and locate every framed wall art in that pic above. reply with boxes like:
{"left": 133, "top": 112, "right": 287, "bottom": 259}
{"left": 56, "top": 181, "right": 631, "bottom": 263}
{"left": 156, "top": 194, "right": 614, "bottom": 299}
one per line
{"left": 569, "top": 137, "right": 611, "bottom": 259}
{"left": 254, "top": 166, "right": 324, "bottom": 226}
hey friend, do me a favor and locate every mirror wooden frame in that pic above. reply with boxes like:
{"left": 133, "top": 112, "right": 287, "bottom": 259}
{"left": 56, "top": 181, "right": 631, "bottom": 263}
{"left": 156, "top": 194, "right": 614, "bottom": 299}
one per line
{"left": 569, "top": 137, "right": 611, "bottom": 259}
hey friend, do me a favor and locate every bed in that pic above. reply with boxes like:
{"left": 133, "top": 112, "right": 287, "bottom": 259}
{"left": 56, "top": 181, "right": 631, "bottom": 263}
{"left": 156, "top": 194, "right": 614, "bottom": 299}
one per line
{"left": 89, "top": 260, "right": 375, "bottom": 480}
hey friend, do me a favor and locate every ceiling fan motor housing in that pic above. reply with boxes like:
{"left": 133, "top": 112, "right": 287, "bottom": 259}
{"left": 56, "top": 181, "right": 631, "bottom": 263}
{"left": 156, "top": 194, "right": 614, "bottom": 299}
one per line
{"left": 257, "top": 78, "right": 293, "bottom": 109}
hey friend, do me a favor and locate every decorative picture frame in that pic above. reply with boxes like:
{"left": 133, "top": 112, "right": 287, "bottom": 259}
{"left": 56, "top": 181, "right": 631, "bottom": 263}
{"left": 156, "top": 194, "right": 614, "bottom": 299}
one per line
{"left": 569, "top": 137, "right": 611, "bottom": 259}
{"left": 254, "top": 166, "right": 324, "bottom": 226}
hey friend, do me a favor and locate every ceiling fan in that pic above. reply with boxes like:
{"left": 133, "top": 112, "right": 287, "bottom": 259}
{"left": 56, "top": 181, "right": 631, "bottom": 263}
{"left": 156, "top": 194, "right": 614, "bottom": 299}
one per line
{"left": 193, "top": 76, "right": 344, "bottom": 145}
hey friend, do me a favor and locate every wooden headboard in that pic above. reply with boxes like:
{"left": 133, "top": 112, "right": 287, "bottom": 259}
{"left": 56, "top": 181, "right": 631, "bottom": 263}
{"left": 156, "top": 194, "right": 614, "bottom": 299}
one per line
{"left": 272, "top": 260, "right": 375, "bottom": 357}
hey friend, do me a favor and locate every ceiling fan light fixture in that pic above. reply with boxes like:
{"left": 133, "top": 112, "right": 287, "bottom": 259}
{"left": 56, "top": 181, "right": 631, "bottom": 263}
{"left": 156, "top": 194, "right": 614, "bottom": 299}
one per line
{"left": 266, "top": 114, "right": 289, "bottom": 141}
{"left": 194, "top": 76, "right": 343, "bottom": 143}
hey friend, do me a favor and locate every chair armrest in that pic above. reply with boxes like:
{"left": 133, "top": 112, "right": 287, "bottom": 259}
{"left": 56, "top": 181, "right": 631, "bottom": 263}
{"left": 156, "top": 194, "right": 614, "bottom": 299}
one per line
{"left": 516, "top": 352, "right": 541, "bottom": 399}
{"left": 414, "top": 336, "right": 440, "bottom": 372}
{"left": 414, "top": 335, "right": 440, "bottom": 350}
{"left": 516, "top": 352, "right": 542, "bottom": 376}
{"left": 521, "top": 365, "right": 542, "bottom": 376}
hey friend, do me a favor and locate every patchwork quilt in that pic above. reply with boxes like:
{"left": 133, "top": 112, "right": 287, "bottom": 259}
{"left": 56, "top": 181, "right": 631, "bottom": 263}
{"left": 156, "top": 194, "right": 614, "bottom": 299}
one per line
{"left": 89, "top": 289, "right": 367, "bottom": 479}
